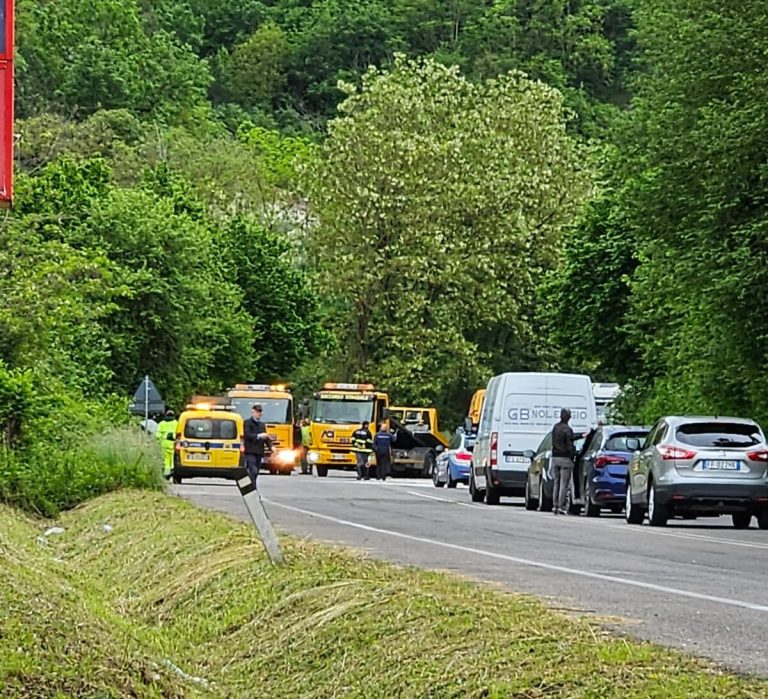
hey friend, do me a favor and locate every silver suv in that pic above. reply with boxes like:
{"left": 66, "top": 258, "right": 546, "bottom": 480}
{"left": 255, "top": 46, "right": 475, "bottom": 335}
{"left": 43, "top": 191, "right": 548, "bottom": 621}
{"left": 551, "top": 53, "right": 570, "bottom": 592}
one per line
{"left": 625, "top": 416, "right": 768, "bottom": 529}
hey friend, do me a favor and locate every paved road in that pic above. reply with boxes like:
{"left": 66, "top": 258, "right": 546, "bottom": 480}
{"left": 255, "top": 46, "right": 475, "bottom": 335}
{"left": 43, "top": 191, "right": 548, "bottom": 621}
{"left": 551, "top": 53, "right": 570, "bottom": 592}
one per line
{"left": 173, "top": 471, "right": 768, "bottom": 676}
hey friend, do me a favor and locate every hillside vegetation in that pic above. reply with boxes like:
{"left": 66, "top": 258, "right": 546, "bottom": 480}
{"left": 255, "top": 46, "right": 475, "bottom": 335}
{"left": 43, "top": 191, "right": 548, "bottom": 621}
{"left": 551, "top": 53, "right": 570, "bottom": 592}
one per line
{"left": 3, "top": 0, "right": 768, "bottom": 510}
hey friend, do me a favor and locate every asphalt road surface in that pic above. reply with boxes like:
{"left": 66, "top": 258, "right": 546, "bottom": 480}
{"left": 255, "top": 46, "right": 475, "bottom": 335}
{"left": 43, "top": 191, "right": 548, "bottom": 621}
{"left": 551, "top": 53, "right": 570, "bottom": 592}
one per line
{"left": 172, "top": 470, "right": 768, "bottom": 676}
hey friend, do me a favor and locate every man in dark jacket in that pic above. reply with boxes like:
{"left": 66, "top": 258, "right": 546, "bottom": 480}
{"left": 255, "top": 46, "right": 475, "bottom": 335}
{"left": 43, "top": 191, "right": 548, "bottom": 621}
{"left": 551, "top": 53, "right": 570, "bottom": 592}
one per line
{"left": 351, "top": 421, "right": 374, "bottom": 480}
{"left": 244, "top": 404, "right": 269, "bottom": 485}
{"left": 551, "top": 408, "right": 576, "bottom": 515}
{"left": 373, "top": 422, "right": 393, "bottom": 481}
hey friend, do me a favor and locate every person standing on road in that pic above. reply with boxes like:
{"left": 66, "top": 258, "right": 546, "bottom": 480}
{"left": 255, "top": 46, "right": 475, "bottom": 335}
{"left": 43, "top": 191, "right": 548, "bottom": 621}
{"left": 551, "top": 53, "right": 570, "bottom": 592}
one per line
{"left": 244, "top": 404, "right": 270, "bottom": 486}
{"left": 300, "top": 418, "right": 312, "bottom": 475}
{"left": 551, "top": 408, "right": 576, "bottom": 515}
{"left": 155, "top": 409, "right": 178, "bottom": 480}
{"left": 351, "top": 421, "right": 374, "bottom": 481}
{"left": 373, "top": 422, "right": 393, "bottom": 481}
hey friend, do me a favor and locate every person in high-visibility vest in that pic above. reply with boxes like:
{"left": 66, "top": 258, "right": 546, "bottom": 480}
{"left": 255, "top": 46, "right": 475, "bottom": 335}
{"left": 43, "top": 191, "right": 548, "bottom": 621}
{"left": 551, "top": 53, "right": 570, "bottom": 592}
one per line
{"left": 300, "top": 418, "right": 312, "bottom": 475}
{"left": 351, "top": 421, "right": 373, "bottom": 481}
{"left": 155, "top": 409, "right": 178, "bottom": 479}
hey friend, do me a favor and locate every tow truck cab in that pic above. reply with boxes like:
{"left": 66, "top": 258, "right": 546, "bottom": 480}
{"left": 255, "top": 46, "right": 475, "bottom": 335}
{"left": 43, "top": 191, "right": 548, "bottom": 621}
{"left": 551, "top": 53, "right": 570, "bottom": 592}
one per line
{"left": 226, "top": 384, "right": 297, "bottom": 475}
{"left": 307, "top": 383, "right": 389, "bottom": 478}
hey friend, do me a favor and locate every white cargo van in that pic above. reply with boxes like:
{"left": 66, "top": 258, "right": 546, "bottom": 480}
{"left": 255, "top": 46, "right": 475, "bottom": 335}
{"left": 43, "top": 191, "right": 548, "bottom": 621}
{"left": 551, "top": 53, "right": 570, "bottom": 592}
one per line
{"left": 469, "top": 372, "right": 597, "bottom": 505}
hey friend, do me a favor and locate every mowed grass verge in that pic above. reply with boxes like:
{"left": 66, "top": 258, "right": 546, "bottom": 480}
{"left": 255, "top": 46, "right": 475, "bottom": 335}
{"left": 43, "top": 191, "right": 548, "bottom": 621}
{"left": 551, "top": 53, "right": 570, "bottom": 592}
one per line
{"left": 0, "top": 491, "right": 766, "bottom": 698}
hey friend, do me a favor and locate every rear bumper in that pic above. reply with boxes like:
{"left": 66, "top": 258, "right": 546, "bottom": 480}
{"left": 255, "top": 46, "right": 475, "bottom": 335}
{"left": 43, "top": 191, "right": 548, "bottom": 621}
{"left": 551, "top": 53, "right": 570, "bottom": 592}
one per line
{"left": 174, "top": 467, "right": 246, "bottom": 480}
{"left": 489, "top": 469, "right": 526, "bottom": 494}
{"left": 587, "top": 472, "right": 626, "bottom": 504}
{"left": 655, "top": 481, "right": 768, "bottom": 512}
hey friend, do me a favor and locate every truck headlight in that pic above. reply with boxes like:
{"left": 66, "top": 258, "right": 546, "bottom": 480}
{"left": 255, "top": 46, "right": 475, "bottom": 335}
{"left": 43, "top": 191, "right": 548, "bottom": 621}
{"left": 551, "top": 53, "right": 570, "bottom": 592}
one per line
{"left": 276, "top": 449, "right": 297, "bottom": 465}
{"left": 308, "top": 450, "right": 319, "bottom": 464}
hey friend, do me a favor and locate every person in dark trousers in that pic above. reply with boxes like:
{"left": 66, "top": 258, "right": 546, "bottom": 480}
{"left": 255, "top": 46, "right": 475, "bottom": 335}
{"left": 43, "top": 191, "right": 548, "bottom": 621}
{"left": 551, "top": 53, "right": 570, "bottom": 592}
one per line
{"left": 351, "top": 421, "right": 374, "bottom": 480}
{"left": 244, "top": 404, "right": 269, "bottom": 486}
{"left": 551, "top": 408, "right": 576, "bottom": 515}
{"left": 373, "top": 422, "right": 393, "bottom": 481}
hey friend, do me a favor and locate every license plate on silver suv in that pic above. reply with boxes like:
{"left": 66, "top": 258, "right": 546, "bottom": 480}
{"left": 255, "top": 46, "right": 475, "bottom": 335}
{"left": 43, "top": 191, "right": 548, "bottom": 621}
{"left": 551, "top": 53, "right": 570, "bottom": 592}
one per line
{"left": 701, "top": 460, "right": 740, "bottom": 470}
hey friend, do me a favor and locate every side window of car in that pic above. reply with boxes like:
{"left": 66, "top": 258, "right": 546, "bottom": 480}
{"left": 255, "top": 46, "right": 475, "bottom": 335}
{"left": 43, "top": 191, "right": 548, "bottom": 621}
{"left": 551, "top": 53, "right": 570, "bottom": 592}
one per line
{"left": 538, "top": 432, "right": 552, "bottom": 456}
{"left": 479, "top": 380, "right": 498, "bottom": 438}
{"left": 587, "top": 429, "right": 602, "bottom": 454}
{"left": 449, "top": 432, "right": 461, "bottom": 450}
{"left": 645, "top": 421, "right": 665, "bottom": 448}
{"left": 653, "top": 421, "right": 668, "bottom": 445}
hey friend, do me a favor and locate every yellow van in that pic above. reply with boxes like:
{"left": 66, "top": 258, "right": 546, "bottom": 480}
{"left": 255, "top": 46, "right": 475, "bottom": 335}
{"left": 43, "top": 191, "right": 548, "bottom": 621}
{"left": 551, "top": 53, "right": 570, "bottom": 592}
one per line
{"left": 172, "top": 403, "right": 245, "bottom": 484}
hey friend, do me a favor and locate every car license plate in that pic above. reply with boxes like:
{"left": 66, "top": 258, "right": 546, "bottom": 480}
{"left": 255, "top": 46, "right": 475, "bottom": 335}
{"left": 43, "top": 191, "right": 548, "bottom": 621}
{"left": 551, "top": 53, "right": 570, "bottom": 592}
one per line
{"left": 187, "top": 453, "right": 210, "bottom": 462}
{"left": 505, "top": 455, "right": 528, "bottom": 463}
{"left": 332, "top": 454, "right": 347, "bottom": 461}
{"left": 701, "top": 460, "right": 739, "bottom": 470}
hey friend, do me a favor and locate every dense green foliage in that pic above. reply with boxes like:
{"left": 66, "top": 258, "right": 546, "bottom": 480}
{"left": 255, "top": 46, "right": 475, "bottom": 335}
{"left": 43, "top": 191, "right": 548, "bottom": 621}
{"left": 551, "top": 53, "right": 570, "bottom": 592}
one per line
{"left": 5, "top": 0, "right": 768, "bottom": 496}
{"left": 305, "top": 57, "right": 591, "bottom": 417}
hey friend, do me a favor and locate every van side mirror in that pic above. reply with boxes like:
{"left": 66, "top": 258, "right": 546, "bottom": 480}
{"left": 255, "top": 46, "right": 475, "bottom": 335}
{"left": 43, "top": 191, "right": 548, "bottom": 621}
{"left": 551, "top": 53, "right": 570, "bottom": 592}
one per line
{"left": 463, "top": 417, "right": 473, "bottom": 433}
{"left": 626, "top": 437, "right": 641, "bottom": 452}
{"left": 523, "top": 449, "right": 535, "bottom": 460}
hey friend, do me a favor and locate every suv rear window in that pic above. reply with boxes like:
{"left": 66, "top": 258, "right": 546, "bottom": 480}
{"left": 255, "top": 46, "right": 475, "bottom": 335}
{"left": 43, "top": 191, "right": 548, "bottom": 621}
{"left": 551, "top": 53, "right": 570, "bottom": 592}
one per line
{"left": 675, "top": 422, "right": 762, "bottom": 448}
{"left": 184, "top": 418, "right": 238, "bottom": 440}
{"left": 604, "top": 431, "right": 648, "bottom": 452}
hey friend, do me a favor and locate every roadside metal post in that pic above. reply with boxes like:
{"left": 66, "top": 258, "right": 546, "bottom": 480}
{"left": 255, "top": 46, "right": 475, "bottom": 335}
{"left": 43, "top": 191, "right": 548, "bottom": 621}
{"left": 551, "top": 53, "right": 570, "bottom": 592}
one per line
{"left": 236, "top": 476, "right": 285, "bottom": 565}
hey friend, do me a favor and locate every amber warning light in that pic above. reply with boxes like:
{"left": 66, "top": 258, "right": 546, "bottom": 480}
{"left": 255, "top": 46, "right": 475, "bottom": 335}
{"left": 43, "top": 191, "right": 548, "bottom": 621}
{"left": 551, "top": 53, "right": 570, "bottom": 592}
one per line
{"left": 0, "top": 0, "right": 14, "bottom": 208}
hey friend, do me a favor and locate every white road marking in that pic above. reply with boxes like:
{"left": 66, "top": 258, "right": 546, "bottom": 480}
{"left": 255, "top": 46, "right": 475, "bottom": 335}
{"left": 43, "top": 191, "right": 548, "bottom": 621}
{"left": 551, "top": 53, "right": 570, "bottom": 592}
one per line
{"left": 407, "top": 490, "right": 483, "bottom": 509}
{"left": 264, "top": 499, "right": 768, "bottom": 614}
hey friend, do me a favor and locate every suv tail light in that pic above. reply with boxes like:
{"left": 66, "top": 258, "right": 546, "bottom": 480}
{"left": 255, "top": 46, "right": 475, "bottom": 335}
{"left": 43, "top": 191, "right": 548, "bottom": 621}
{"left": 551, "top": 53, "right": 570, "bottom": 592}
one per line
{"left": 747, "top": 450, "right": 768, "bottom": 462}
{"left": 657, "top": 444, "right": 697, "bottom": 460}
{"left": 594, "top": 454, "right": 626, "bottom": 468}
{"left": 490, "top": 432, "right": 498, "bottom": 467}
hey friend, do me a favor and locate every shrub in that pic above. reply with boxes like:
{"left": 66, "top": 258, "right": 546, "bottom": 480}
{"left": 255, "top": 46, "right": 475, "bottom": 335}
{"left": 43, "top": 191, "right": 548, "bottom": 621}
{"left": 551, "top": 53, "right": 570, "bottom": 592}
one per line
{"left": 0, "top": 426, "right": 163, "bottom": 517}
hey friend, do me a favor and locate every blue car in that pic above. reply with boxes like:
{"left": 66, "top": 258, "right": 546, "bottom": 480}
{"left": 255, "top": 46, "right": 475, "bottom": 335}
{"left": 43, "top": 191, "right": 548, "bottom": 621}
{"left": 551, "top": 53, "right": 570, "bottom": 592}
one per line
{"left": 433, "top": 429, "right": 475, "bottom": 488}
{"left": 573, "top": 425, "right": 649, "bottom": 516}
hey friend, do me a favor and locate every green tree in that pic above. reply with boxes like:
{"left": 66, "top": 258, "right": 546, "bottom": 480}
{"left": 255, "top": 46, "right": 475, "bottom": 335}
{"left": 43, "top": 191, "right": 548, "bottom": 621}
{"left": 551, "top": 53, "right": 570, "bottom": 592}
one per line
{"left": 304, "top": 56, "right": 591, "bottom": 412}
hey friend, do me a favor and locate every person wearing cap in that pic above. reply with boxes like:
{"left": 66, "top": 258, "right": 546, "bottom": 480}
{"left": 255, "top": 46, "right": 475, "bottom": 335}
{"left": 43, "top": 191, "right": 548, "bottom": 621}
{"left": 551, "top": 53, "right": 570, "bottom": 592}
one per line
{"left": 155, "top": 409, "right": 178, "bottom": 480}
{"left": 551, "top": 408, "right": 576, "bottom": 515}
{"left": 244, "top": 404, "right": 270, "bottom": 485}
{"left": 351, "top": 420, "right": 374, "bottom": 480}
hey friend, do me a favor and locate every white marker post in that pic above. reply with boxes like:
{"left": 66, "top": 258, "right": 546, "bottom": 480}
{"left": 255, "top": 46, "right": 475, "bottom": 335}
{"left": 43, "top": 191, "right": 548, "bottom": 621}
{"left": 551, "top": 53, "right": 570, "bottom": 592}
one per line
{"left": 236, "top": 476, "right": 284, "bottom": 565}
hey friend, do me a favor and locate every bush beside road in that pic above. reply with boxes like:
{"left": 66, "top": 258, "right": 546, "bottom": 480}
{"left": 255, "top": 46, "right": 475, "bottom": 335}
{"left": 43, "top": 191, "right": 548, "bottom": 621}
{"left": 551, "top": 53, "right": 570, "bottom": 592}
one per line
{"left": 1, "top": 490, "right": 766, "bottom": 698}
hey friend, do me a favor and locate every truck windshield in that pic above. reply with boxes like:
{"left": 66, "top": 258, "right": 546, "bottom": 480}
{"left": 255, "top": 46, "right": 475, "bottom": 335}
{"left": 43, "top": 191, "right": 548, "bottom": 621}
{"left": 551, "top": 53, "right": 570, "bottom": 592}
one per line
{"left": 230, "top": 398, "right": 292, "bottom": 424}
{"left": 312, "top": 397, "right": 375, "bottom": 424}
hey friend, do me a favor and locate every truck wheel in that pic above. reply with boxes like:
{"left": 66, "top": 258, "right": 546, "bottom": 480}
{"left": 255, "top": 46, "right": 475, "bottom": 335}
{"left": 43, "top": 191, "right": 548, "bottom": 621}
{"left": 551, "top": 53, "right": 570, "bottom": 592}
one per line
{"left": 172, "top": 474, "right": 182, "bottom": 485}
{"left": 469, "top": 472, "right": 485, "bottom": 502}
{"left": 316, "top": 465, "right": 328, "bottom": 478}
{"left": 422, "top": 452, "right": 436, "bottom": 478}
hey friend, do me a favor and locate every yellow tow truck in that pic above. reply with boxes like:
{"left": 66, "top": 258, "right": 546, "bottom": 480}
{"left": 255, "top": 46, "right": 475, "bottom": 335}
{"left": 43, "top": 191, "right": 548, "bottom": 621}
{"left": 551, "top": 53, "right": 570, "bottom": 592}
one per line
{"left": 388, "top": 406, "right": 448, "bottom": 477}
{"left": 306, "top": 383, "right": 389, "bottom": 478}
{"left": 226, "top": 383, "right": 298, "bottom": 475}
{"left": 466, "top": 389, "right": 486, "bottom": 432}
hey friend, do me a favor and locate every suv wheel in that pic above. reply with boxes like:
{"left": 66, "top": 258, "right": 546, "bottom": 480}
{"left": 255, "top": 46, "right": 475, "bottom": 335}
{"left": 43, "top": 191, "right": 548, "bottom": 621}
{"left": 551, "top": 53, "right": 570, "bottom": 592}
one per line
{"left": 538, "top": 477, "right": 553, "bottom": 512}
{"left": 625, "top": 481, "right": 644, "bottom": 524}
{"left": 757, "top": 510, "right": 768, "bottom": 530}
{"left": 732, "top": 512, "right": 752, "bottom": 529}
{"left": 524, "top": 476, "right": 539, "bottom": 510}
{"left": 647, "top": 481, "right": 668, "bottom": 527}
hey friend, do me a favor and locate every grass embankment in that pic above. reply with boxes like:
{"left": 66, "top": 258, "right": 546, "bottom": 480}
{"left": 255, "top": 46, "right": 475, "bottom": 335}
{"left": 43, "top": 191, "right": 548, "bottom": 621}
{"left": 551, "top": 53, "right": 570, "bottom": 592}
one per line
{"left": 1, "top": 492, "right": 766, "bottom": 698}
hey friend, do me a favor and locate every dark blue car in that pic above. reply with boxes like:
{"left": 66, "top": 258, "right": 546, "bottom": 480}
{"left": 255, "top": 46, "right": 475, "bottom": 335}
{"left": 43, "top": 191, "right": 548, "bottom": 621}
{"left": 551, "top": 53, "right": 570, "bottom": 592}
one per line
{"left": 573, "top": 425, "right": 649, "bottom": 516}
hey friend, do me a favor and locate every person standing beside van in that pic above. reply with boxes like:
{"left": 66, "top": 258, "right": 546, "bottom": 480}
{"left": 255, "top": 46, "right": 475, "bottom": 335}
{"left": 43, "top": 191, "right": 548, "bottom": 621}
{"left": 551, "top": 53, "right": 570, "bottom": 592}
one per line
{"left": 244, "top": 404, "right": 270, "bottom": 485}
{"left": 551, "top": 408, "right": 576, "bottom": 515}
{"left": 156, "top": 409, "right": 178, "bottom": 480}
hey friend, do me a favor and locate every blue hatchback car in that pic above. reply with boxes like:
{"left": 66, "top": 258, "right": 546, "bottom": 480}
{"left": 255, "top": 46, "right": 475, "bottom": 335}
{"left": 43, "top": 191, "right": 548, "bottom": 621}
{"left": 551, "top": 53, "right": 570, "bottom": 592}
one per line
{"left": 433, "top": 429, "right": 475, "bottom": 488}
{"left": 573, "top": 425, "right": 649, "bottom": 516}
